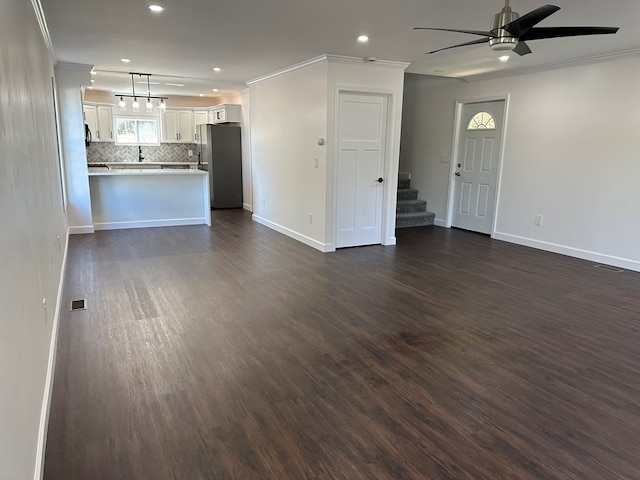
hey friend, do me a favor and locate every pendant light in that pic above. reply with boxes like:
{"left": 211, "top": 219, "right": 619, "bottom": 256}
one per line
{"left": 115, "top": 72, "right": 167, "bottom": 112}
{"left": 145, "top": 76, "right": 153, "bottom": 112}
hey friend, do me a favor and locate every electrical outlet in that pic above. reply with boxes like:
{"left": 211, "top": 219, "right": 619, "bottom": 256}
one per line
{"left": 308, "top": 213, "right": 313, "bottom": 224}
{"left": 188, "top": 149, "right": 193, "bottom": 157}
{"left": 56, "top": 234, "right": 61, "bottom": 252}
{"left": 42, "top": 298, "right": 47, "bottom": 325}
{"left": 313, "top": 157, "right": 319, "bottom": 168}
{"left": 535, "top": 214, "right": 543, "bottom": 226}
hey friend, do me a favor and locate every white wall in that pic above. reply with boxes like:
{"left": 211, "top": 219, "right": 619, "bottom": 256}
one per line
{"left": 248, "top": 56, "right": 407, "bottom": 252}
{"left": 249, "top": 60, "right": 330, "bottom": 250}
{"left": 400, "top": 57, "right": 640, "bottom": 271}
{"left": 0, "top": 0, "right": 69, "bottom": 478}
{"left": 56, "top": 63, "right": 93, "bottom": 233}
{"left": 240, "top": 89, "right": 253, "bottom": 211}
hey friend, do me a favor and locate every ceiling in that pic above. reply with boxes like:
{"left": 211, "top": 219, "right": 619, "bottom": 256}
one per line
{"left": 41, "top": 0, "right": 640, "bottom": 97}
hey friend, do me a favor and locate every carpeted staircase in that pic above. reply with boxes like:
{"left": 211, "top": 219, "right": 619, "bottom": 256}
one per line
{"left": 396, "top": 176, "right": 436, "bottom": 228}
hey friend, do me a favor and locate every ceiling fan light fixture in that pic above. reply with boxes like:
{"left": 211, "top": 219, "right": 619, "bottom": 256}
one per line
{"left": 489, "top": 38, "right": 517, "bottom": 51}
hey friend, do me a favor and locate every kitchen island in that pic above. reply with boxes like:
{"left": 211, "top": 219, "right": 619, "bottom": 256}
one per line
{"left": 88, "top": 167, "right": 211, "bottom": 230}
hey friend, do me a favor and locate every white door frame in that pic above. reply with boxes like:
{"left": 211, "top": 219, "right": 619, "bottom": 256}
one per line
{"left": 444, "top": 94, "right": 510, "bottom": 237}
{"left": 330, "top": 85, "right": 398, "bottom": 250}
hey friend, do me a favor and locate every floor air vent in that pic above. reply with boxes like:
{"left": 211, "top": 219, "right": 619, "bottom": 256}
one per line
{"left": 70, "top": 299, "right": 86, "bottom": 311}
{"left": 594, "top": 264, "right": 623, "bottom": 273}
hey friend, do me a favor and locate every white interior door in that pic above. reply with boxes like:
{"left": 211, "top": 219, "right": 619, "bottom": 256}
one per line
{"left": 453, "top": 100, "right": 505, "bottom": 234}
{"left": 336, "top": 93, "right": 387, "bottom": 248}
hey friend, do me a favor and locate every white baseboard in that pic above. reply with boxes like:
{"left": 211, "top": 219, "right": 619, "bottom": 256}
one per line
{"left": 68, "top": 225, "right": 94, "bottom": 235}
{"left": 34, "top": 228, "right": 70, "bottom": 480}
{"left": 435, "top": 218, "right": 446, "bottom": 227}
{"left": 493, "top": 231, "right": 640, "bottom": 273}
{"left": 93, "top": 217, "right": 206, "bottom": 231}
{"left": 384, "top": 236, "right": 397, "bottom": 246}
{"left": 242, "top": 203, "right": 253, "bottom": 212}
{"left": 252, "top": 214, "right": 332, "bottom": 252}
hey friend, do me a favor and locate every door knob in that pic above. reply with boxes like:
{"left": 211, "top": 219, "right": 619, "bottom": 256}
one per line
{"left": 454, "top": 172, "right": 461, "bottom": 176}
{"left": 377, "top": 177, "right": 384, "bottom": 183}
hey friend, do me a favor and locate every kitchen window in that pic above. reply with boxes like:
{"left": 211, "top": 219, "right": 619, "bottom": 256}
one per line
{"left": 115, "top": 117, "right": 160, "bottom": 145}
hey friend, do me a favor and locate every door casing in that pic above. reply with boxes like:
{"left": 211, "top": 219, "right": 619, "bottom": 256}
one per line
{"left": 330, "top": 85, "right": 398, "bottom": 251}
{"left": 445, "top": 94, "right": 510, "bottom": 236}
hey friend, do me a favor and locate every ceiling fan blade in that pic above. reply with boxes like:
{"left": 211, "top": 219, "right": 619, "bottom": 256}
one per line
{"left": 414, "top": 27, "right": 492, "bottom": 37}
{"left": 426, "top": 38, "right": 488, "bottom": 54}
{"left": 502, "top": 5, "right": 561, "bottom": 37}
{"left": 521, "top": 26, "right": 619, "bottom": 41}
{"left": 513, "top": 41, "right": 532, "bottom": 56}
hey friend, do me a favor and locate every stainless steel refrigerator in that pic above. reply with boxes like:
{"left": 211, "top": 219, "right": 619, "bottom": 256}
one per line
{"left": 197, "top": 123, "right": 243, "bottom": 209}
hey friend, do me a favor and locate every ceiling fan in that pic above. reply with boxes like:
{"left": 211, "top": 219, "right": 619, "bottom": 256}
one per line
{"left": 414, "top": 1, "right": 619, "bottom": 56}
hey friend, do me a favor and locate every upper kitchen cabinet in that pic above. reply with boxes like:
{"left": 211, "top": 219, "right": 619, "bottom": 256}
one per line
{"left": 211, "top": 104, "right": 241, "bottom": 124}
{"left": 96, "top": 105, "right": 114, "bottom": 142}
{"left": 194, "top": 110, "right": 209, "bottom": 126}
{"left": 162, "top": 109, "right": 194, "bottom": 143}
{"left": 194, "top": 110, "right": 209, "bottom": 141}
{"left": 83, "top": 104, "right": 114, "bottom": 142}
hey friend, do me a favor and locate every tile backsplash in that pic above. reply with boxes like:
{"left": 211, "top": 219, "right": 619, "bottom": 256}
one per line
{"left": 87, "top": 142, "right": 197, "bottom": 163}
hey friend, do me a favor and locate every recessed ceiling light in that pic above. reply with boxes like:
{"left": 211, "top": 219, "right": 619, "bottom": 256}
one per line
{"left": 164, "top": 83, "right": 184, "bottom": 87}
{"left": 121, "top": 58, "right": 131, "bottom": 63}
{"left": 357, "top": 35, "right": 369, "bottom": 43}
{"left": 213, "top": 67, "right": 221, "bottom": 72}
{"left": 90, "top": 71, "right": 97, "bottom": 75}
{"left": 87, "top": 86, "right": 94, "bottom": 89}
{"left": 199, "top": 94, "right": 204, "bottom": 97}
{"left": 90, "top": 79, "right": 95, "bottom": 83}
{"left": 499, "top": 55, "right": 510, "bottom": 62}
{"left": 212, "top": 88, "right": 218, "bottom": 92}
{"left": 148, "top": 5, "right": 164, "bottom": 12}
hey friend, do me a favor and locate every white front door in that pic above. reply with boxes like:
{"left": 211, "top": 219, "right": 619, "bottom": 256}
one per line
{"left": 336, "top": 93, "right": 388, "bottom": 248}
{"left": 452, "top": 100, "right": 505, "bottom": 234}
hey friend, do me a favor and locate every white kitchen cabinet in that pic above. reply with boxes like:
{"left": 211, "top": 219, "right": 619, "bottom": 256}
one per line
{"left": 96, "top": 105, "right": 114, "bottom": 142}
{"left": 194, "top": 110, "right": 209, "bottom": 142}
{"left": 83, "top": 105, "right": 98, "bottom": 143}
{"left": 211, "top": 104, "right": 241, "bottom": 124}
{"left": 83, "top": 104, "right": 114, "bottom": 142}
{"left": 194, "top": 110, "right": 209, "bottom": 126}
{"left": 162, "top": 109, "right": 194, "bottom": 143}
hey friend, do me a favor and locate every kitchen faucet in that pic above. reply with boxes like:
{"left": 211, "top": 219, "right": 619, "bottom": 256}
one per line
{"left": 138, "top": 146, "right": 144, "bottom": 162}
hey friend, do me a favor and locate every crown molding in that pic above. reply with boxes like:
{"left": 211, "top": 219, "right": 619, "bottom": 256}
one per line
{"left": 246, "top": 54, "right": 410, "bottom": 86}
{"left": 324, "top": 54, "right": 410, "bottom": 70}
{"left": 246, "top": 55, "right": 328, "bottom": 86}
{"left": 463, "top": 48, "right": 640, "bottom": 83}
{"left": 54, "top": 62, "right": 94, "bottom": 72}
{"left": 30, "top": 0, "right": 54, "bottom": 59}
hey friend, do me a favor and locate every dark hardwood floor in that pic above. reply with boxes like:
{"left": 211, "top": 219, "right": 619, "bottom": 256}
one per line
{"left": 44, "top": 210, "right": 640, "bottom": 479}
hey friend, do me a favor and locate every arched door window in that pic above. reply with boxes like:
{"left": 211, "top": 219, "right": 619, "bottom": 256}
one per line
{"left": 467, "top": 112, "right": 496, "bottom": 130}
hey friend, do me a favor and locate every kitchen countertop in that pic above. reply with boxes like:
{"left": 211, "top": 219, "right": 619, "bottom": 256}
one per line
{"left": 88, "top": 161, "right": 198, "bottom": 166}
{"left": 88, "top": 168, "right": 207, "bottom": 176}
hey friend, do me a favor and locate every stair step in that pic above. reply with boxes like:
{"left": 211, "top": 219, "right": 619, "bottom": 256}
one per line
{"left": 396, "top": 199, "right": 427, "bottom": 214}
{"left": 397, "top": 188, "right": 419, "bottom": 201}
{"left": 398, "top": 178, "right": 411, "bottom": 189}
{"left": 395, "top": 211, "right": 436, "bottom": 229}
